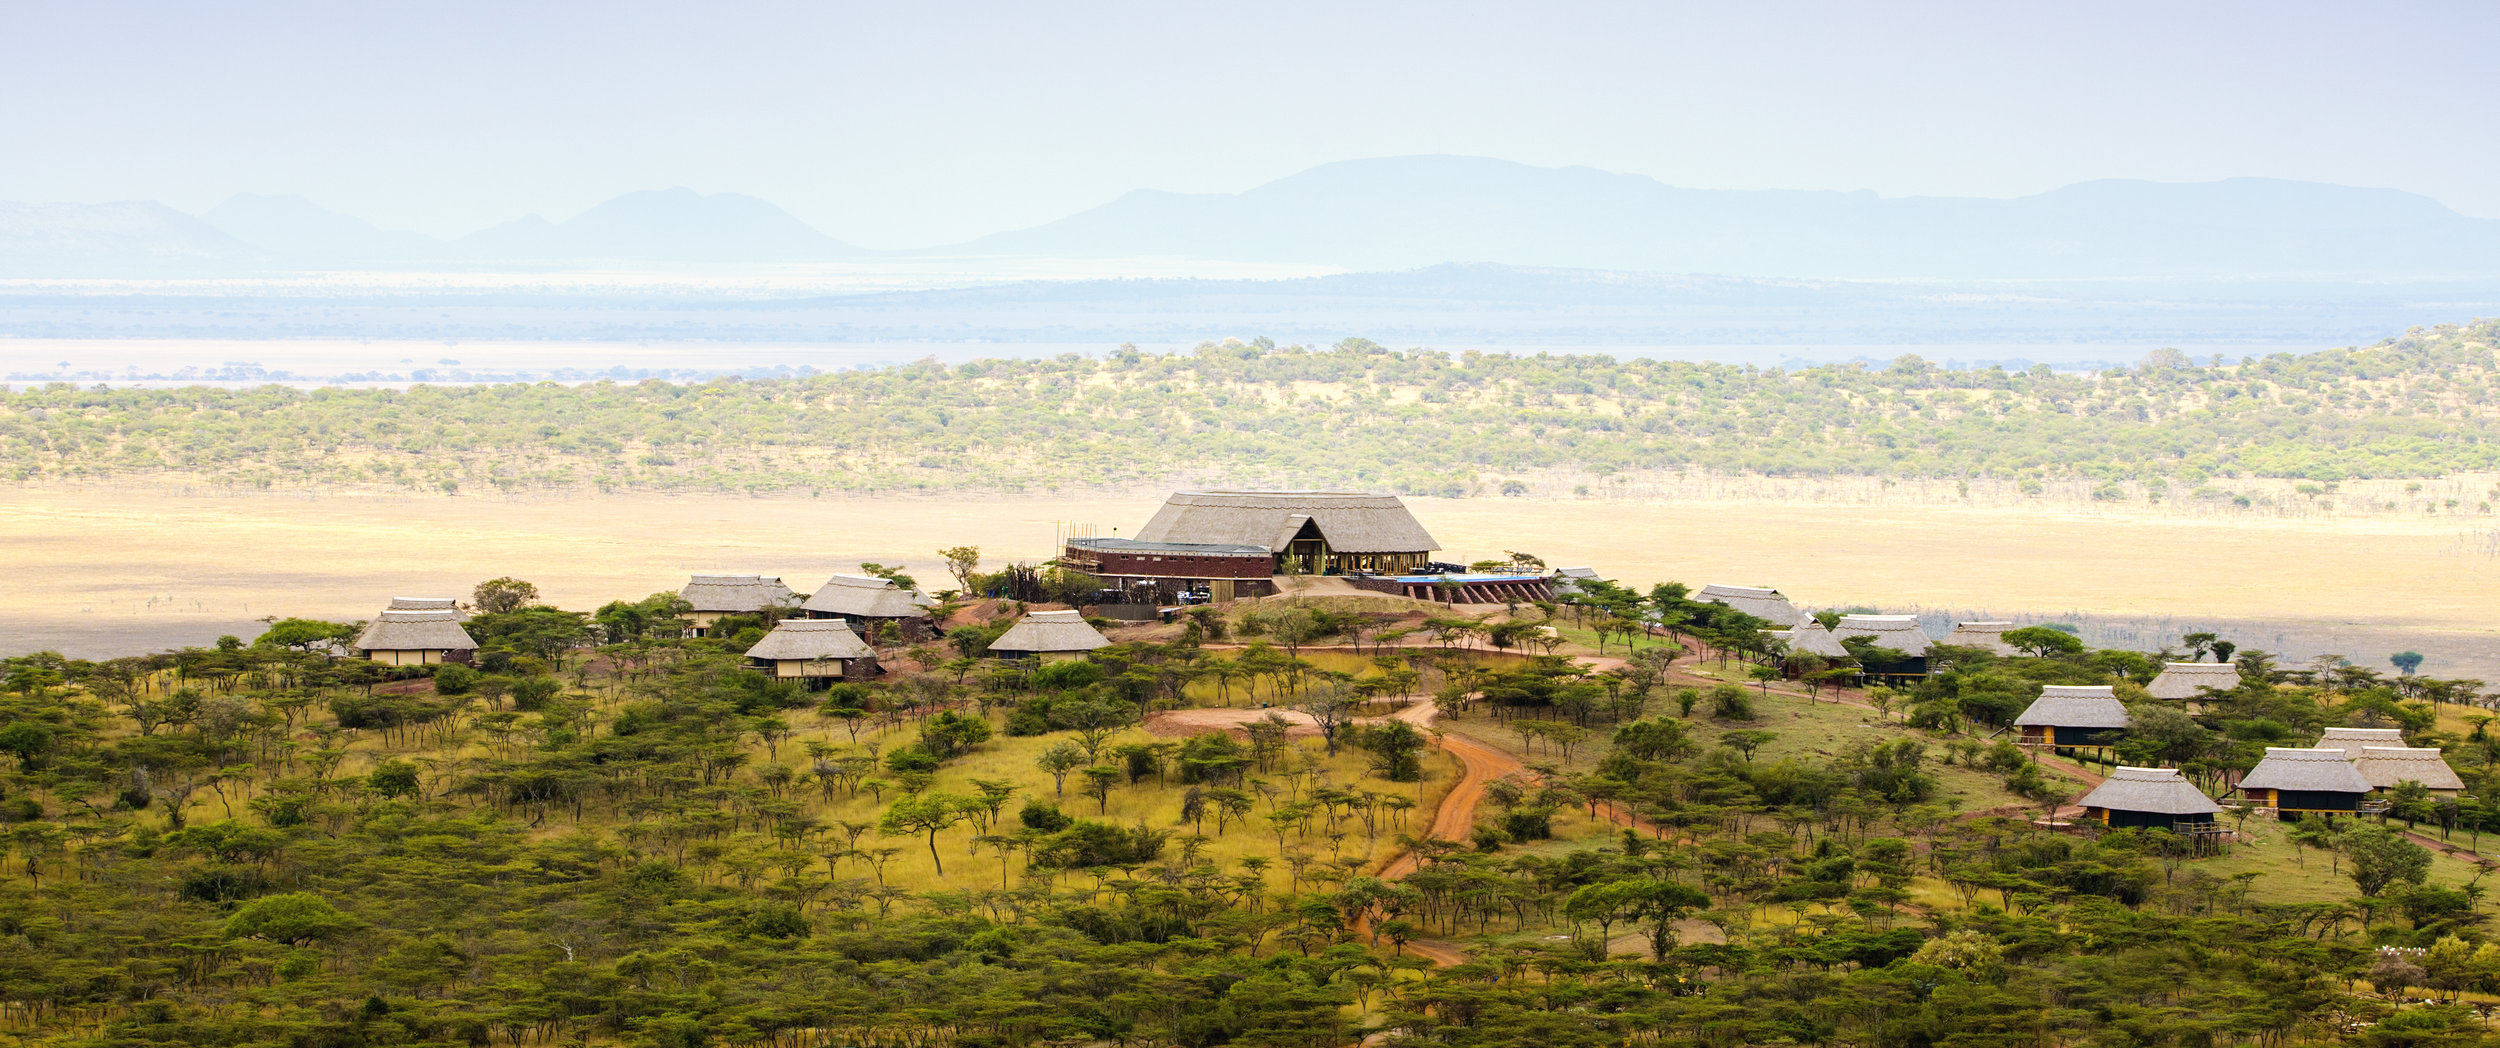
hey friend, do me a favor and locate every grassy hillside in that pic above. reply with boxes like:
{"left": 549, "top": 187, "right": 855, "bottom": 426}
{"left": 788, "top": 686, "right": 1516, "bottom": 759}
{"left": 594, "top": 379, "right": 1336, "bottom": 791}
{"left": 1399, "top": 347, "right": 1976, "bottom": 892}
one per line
{"left": 8, "top": 587, "right": 2500, "bottom": 1045}
{"left": 6, "top": 321, "right": 2500, "bottom": 496}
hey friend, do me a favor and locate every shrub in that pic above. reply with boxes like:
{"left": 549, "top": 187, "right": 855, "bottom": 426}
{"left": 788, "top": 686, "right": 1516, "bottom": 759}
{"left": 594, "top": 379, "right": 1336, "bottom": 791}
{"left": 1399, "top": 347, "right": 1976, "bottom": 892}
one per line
{"left": 1708, "top": 684, "right": 1754, "bottom": 720}
{"left": 431, "top": 664, "right": 478, "bottom": 695}
{"left": 1018, "top": 799, "right": 1073, "bottom": 833}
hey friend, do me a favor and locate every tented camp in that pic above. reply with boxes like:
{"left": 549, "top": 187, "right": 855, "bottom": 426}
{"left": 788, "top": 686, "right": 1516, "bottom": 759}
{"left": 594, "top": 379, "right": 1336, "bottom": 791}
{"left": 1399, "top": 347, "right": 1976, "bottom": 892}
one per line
{"left": 1133, "top": 491, "right": 1440, "bottom": 576}
{"left": 2013, "top": 685, "right": 2130, "bottom": 747}
{"left": 988, "top": 610, "right": 1111, "bottom": 661}
{"left": 2354, "top": 747, "right": 2466, "bottom": 797}
{"left": 801, "top": 573, "right": 935, "bottom": 641}
{"left": 1942, "top": 621, "right": 2019, "bottom": 656}
{"left": 1783, "top": 614, "right": 1932, "bottom": 674}
{"left": 387, "top": 597, "right": 469, "bottom": 620}
{"left": 2075, "top": 767, "right": 2226, "bottom": 833}
{"left": 1693, "top": 584, "right": 1803, "bottom": 627}
{"left": 744, "top": 618, "right": 879, "bottom": 682}
{"left": 2314, "top": 727, "right": 2407, "bottom": 759}
{"left": 678, "top": 574, "right": 798, "bottom": 636}
{"left": 2235, "top": 747, "right": 2373, "bottom": 815}
{"left": 352, "top": 609, "right": 477, "bottom": 666}
{"left": 2146, "top": 662, "right": 2241, "bottom": 703}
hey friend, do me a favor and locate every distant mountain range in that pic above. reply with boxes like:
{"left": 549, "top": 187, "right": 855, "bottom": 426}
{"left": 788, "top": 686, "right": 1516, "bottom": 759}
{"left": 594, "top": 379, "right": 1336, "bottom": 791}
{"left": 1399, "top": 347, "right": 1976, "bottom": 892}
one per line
{"left": 3, "top": 156, "right": 2498, "bottom": 278}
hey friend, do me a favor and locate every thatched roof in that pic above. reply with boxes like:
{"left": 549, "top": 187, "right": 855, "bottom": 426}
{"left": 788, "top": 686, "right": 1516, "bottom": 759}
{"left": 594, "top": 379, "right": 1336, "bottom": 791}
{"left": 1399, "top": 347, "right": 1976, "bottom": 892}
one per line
{"left": 2356, "top": 747, "right": 2467, "bottom": 791}
{"left": 1554, "top": 567, "right": 1602, "bottom": 580}
{"left": 1134, "top": 491, "right": 1438, "bottom": 554}
{"left": 353, "top": 609, "right": 476, "bottom": 652}
{"left": 1784, "top": 614, "right": 1930, "bottom": 658}
{"left": 745, "top": 618, "right": 875, "bottom": 661}
{"left": 2078, "top": 766, "right": 2224, "bottom": 816}
{"left": 1693, "top": 583, "right": 1803, "bottom": 627}
{"left": 2146, "top": 661, "right": 2241, "bottom": 700}
{"left": 2316, "top": 727, "right": 2407, "bottom": 759}
{"left": 2237, "top": 748, "right": 2371, "bottom": 793}
{"left": 1943, "top": 620, "right": 2018, "bottom": 656}
{"left": 2014, "top": 686, "right": 2129, "bottom": 729}
{"left": 991, "top": 610, "right": 1110, "bottom": 655}
{"left": 801, "top": 574, "right": 931, "bottom": 619}
{"left": 386, "top": 597, "right": 469, "bottom": 620}
{"left": 679, "top": 574, "right": 797, "bottom": 614}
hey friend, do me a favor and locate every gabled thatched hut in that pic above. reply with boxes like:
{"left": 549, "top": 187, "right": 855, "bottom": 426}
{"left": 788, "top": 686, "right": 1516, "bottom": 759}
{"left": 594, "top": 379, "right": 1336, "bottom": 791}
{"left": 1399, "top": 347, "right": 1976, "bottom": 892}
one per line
{"left": 2355, "top": 747, "right": 2466, "bottom": 797}
{"left": 2075, "top": 767, "right": 2226, "bottom": 832}
{"left": 801, "top": 573, "right": 935, "bottom": 641}
{"left": 353, "top": 609, "right": 478, "bottom": 666}
{"left": 989, "top": 610, "right": 1110, "bottom": 661}
{"left": 2146, "top": 661, "right": 2240, "bottom": 703}
{"left": 744, "top": 618, "right": 879, "bottom": 682}
{"left": 678, "top": 574, "right": 797, "bottom": 636}
{"left": 1693, "top": 584, "right": 1803, "bottom": 627}
{"left": 2013, "top": 685, "right": 2129, "bottom": 747}
{"left": 1942, "top": 621, "right": 2019, "bottom": 656}
{"left": 1133, "top": 491, "right": 1439, "bottom": 575}
{"left": 2235, "top": 747, "right": 2372, "bottom": 814}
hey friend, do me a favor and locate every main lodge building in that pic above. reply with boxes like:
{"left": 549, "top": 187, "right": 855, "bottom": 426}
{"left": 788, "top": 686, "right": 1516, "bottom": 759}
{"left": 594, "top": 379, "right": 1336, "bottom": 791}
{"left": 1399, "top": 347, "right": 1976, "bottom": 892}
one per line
{"left": 1063, "top": 490, "right": 1441, "bottom": 602}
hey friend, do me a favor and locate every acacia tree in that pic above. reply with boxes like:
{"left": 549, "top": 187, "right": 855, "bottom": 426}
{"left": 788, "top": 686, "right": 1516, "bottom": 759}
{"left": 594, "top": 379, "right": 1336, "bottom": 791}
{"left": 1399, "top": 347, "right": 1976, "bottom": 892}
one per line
{"left": 472, "top": 577, "right": 539, "bottom": 614}
{"left": 938, "top": 546, "right": 982, "bottom": 596}
{"left": 879, "top": 792, "right": 971, "bottom": 876}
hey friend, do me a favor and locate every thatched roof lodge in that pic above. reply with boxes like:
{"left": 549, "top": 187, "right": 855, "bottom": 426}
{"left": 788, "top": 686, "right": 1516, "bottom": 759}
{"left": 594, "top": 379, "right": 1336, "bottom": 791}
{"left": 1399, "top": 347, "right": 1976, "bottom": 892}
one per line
{"left": 2013, "top": 685, "right": 2129, "bottom": 747}
{"left": 744, "top": 618, "right": 879, "bottom": 682}
{"left": 2146, "top": 661, "right": 2240, "bottom": 702}
{"left": 2235, "top": 747, "right": 2373, "bottom": 814}
{"left": 2355, "top": 747, "right": 2466, "bottom": 796}
{"left": 1942, "top": 621, "right": 2018, "bottom": 656}
{"left": 387, "top": 597, "right": 469, "bottom": 620}
{"left": 1134, "top": 491, "right": 1439, "bottom": 576}
{"left": 353, "top": 609, "right": 477, "bottom": 667}
{"left": 2075, "top": 767, "right": 2226, "bottom": 832}
{"left": 801, "top": 573, "right": 935, "bottom": 640}
{"left": 989, "top": 610, "right": 1110, "bottom": 661}
{"left": 1693, "top": 584, "right": 1803, "bottom": 627}
{"left": 678, "top": 574, "right": 798, "bottom": 636}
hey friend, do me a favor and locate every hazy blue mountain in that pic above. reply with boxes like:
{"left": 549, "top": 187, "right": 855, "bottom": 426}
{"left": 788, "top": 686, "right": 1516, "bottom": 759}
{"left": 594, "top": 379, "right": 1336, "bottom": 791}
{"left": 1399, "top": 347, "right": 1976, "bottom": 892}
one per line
{"left": 198, "top": 194, "right": 443, "bottom": 262}
{"left": 451, "top": 188, "right": 859, "bottom": 262}
{"left": 0, "top": 200, "right": 266, "bottom": 276}
{"left": 945, "top": 156, "right": 2500, "bottom": 279}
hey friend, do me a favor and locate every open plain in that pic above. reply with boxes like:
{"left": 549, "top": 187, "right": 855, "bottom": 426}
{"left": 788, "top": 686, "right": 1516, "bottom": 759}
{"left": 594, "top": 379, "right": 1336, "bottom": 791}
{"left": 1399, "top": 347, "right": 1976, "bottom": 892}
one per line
{"left": 4, "top": 483, "right": 2494, "bottom": 673}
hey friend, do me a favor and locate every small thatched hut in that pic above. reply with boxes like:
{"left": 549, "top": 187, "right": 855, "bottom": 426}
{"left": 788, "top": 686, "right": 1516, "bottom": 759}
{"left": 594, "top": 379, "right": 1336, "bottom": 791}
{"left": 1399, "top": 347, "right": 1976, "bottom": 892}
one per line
{"left": 2075, "top": 767, "right": 2226, "bottom": 832}
{"left": 2013, "top": 685, "right": 2129, "bottom": 747}
{"left": 801, "top": 573, "right": 935, "bottom": 641}
{"left": 1551, "top": 567, "right": 1604, "bottom": 594}
{"left": 744, "top": 618, "right": 879, "bottom": 682}
{"left": 2355, "top": 747, "right": 2466, "bottom": 797}
{"left": 2235, "top": 747, "right": 2372, "bottom": 814}
{"left": 1942, "top": 621, "right": 2019, "bottom": 656}
{"left": 2146, "top": 661, "right": 2240, "bottom": 703}
{"left": 1693, "top": 584, "right": 1803, "bottom": 627}
{"left": 678, "top": 574, "right": 798, "bottom": 636}
{"left": 989, "top": 610, "right": 1110, "bottom": 661}
{"left": 353, "top": 609, "right": 478, "bottom": 666}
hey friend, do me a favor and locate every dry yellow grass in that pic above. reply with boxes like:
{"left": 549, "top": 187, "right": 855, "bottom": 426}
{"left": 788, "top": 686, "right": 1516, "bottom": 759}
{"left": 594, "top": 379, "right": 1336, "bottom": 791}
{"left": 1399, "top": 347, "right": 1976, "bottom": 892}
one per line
{"left": 2, "top": 484, "right": 2494, "bottom": 662}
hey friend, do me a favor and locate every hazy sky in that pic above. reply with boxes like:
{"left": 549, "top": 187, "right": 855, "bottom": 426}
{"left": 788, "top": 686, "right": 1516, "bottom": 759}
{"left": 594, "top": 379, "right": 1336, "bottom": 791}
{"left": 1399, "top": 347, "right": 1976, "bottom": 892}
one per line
{"left": 7, "top": 1, "right": 2497, "bottom": 248}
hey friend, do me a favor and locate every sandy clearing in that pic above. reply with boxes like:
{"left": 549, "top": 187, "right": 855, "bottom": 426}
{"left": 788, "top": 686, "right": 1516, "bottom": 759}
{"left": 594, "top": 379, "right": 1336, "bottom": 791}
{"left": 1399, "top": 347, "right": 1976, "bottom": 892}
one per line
{"left": 2, "top": 485, "right": 2495, "bottom": 666}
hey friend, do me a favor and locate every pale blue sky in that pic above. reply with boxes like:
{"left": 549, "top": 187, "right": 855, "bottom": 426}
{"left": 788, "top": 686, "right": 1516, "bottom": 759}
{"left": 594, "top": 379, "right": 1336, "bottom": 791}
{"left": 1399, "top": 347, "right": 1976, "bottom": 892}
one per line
{"left": 6, "top": 1, "right": 2496, "bottom": 247}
